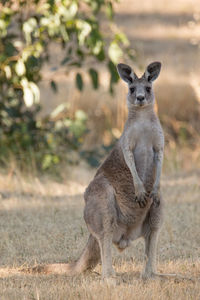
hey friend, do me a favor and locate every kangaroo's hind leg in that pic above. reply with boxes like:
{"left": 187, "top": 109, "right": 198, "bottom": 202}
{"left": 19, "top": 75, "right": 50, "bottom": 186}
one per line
{"left": 142, "top": 199, "right": 164, "bottom": 279}
{"left": 97, "top": 231, "right": 115, "bottom": 279}
{"left": 143, "top": 229, "right": 159, "bottom": 278}
{"left": 143, "top": 228, "right": 178, "bottom": 279}
{"left": 142, "top": 200, "right": 177, "bottom": 279}
{"left": 84, "top": 175, "right": 117, "bottom": 280}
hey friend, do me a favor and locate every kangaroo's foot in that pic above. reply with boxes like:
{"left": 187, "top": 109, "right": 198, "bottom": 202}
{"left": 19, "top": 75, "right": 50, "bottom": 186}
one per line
{"left": 101, "top": 266, "right": 116, "bottom": 281}
{"left": 101, "top": 268, "right": 117, "bottom": 286}
{"left": 142, "top": 270, "right": 179, "bottom": 280}
{"left": 103, "top": 276, "right": 117, "bottom": 286}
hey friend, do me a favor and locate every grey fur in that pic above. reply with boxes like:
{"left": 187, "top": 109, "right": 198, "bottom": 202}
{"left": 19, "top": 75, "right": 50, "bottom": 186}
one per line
{"left": 83, "top": 62, "right": 164, "bottom": 279}
{"left": 31, "top": 62, "right": 165, "bottom": 280}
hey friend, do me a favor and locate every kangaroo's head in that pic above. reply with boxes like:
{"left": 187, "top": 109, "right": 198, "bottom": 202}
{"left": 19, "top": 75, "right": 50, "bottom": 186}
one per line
{"left": 117, "top": 62, "right": 161, "bottom": 109}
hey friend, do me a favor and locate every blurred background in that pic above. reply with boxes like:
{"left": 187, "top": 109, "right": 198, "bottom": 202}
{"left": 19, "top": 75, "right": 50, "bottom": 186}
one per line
{"left": 0, "top": 0, "right": 200, "bottom": 177}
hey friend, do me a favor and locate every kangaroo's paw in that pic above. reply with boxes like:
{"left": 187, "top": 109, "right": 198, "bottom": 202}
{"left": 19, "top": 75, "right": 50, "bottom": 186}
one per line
{"left": 135, "top": 192, "right": 150, "bottom": 208}
{"left": 150, "top": 191, "right": 161, "bottom": 207}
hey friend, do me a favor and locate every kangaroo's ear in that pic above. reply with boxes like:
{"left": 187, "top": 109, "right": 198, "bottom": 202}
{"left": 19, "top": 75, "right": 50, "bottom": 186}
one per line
{"left": 117, "top": 63, "right": 137, "bottom": 84}
{"left": 144, "top": 62, "right": 161, "bottom": 82}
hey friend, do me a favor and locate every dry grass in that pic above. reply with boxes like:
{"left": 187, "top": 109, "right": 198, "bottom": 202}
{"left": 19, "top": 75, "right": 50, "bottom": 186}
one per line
{"left": 0, "top": 166, "right": 199, "bottom": 300}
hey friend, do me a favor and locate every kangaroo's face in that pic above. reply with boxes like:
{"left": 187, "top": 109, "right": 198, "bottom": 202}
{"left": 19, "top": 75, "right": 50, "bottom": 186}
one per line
{"left": 117, "top": 62, "right": 161, "bottom": 108}
{"left": 127, "top": 78, "right": 153, "bottom": 107}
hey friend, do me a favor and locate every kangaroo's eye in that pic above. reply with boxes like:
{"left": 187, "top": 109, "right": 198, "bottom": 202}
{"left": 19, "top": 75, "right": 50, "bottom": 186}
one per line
{"left": 146, "top": 86, "right": 151, "bottom": 93}
{"left": 130, "top": 87, "right": 135, "bottom": 94}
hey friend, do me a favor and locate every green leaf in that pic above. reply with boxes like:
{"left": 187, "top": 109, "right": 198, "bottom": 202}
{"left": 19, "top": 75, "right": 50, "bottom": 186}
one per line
{"left": 4, "top": 65, "right": 12, "bottom": 79}
{"left": 108, "top": 60, "right": 119, "bottom": 83}
{"left": 92, "top": 40, "right": 103, "bottom": 55}
{"left": 89, "top": 68, "right": 99, "bottom": 89}
{"left": 50, "top": 80, "right": 58, "bottom": 93}
{"left": 21, "top": 78, "right": 40, "bottom": 106}
{"left": 60, "top": 24, "right": 69, "bottom": 42}
{"left": 68, "top": 2, "right": 78, "bottom": 19}
{"left": 61, "top": 56, "right": 70, "bottom": 65}
{"left": 108, "top": 42, "right": 123, "bottom": 64}
{"left": 51, "top": 103, "right": 69, "bottom": 119}
{"left": 23, "top": 18, "right": 37, "bottom": 43}
{"left": 48, "top": 0, "right": 55, "bottom": 7}
{"left": 29, "top": 82, "right": 40, "bottom": 103}
{"left": 96, "top": 49, "right": 105, "bottom": 61}
{"left": 15, "top": 59, "right": 26, "bottom": 76}
{"left": 108, "top": 60, "right": 119, "bottom": 93}
{"left": 115, "top": 32, "right": 129, "bottom": 45}
{"left": 75, "top": 110, "right": 87, "bottom": 121}
{"left": 106, "top": 2, "right": 114, "bottom": 20}
{"left": 76, "top": 73, "right": 83, "bottom": 91}
{"left": 23, "top": 86, "right": 34, "bottom": 107}
{"left": 42, "top": 154, "right": 59, "bottom": 170}
{"left": 5, "top": 42, "right": 17, "bottom": 57}
{"left": 57, "top": 2, "right": 78, "bottom": 20}
{"left": 0, "top": 19, "right": 7, "bottom": 37}
{"left": 77, "top": 20, "right": 91, "bottom": 45}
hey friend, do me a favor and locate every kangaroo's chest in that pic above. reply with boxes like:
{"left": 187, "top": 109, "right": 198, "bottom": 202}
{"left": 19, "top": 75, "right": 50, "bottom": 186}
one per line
{"left": 132, "top": 119, "right": 154, "bottom": 145}
{"left": 131, "top": 121, "right": 156, "bottom": 182}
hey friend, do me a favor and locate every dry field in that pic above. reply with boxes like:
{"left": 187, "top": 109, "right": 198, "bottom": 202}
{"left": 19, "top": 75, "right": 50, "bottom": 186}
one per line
{"left": 0, "top": 165, "right": 199, "bottom": 300}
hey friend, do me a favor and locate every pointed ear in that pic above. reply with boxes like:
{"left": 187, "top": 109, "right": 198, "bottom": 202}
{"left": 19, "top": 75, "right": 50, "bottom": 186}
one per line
{"left": 144, "top": 62, "right": 161, "bottom": 82}
{"left": 117, "top": 63, "right": 137, "bottom": 84}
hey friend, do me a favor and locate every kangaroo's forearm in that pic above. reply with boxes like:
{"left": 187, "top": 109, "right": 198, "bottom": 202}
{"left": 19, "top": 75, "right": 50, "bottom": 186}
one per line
{"left": 153, "top": 150, "right": 163, "bottom": 191}
{"left": 122, "top": 146, "right": 143, "bottom": 189}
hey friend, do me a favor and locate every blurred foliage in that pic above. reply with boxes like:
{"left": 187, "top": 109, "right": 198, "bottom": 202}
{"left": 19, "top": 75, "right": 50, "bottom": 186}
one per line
{"left": 0, "top": 103, "right": 88, "bottom": 172}
{"left": 0, "top": 0, "right": 134, "bottom": 172}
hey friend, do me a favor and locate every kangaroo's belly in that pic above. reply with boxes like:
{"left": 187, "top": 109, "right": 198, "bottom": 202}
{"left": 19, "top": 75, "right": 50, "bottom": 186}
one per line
{"left": 96, "top": 143, "right": 155, "bottom": 198}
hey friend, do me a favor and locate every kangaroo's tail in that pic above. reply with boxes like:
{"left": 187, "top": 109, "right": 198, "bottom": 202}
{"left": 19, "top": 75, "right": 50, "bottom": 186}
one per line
{"left": 27, "top": 234, "right": 100, "bottom": 275}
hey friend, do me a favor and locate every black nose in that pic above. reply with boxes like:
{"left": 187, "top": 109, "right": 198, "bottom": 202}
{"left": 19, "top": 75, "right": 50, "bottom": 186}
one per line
{"left": 137, "top": 96, "right": 145, "bottom": 101}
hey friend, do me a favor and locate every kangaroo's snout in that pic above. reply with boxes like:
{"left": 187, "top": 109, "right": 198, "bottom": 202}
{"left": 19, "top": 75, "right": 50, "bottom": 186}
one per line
{"left": 137, "top": 95, "right": 145, "bottom": 102}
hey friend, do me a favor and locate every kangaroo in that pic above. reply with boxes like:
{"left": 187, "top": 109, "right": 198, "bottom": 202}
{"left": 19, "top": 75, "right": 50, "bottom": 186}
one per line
{"left": 32, "top": 62, "right": 166, "bottom": 280}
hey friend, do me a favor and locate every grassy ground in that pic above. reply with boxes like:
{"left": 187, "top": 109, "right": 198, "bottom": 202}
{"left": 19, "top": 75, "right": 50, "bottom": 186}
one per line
{"left": 0, "top": 166, "right": 199, "bottom": 300}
